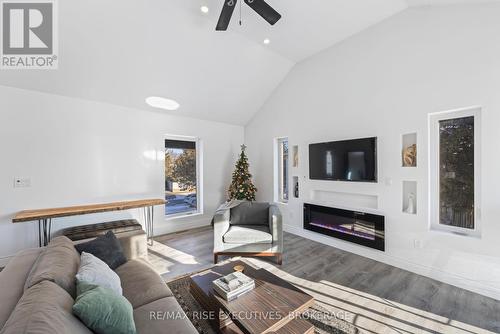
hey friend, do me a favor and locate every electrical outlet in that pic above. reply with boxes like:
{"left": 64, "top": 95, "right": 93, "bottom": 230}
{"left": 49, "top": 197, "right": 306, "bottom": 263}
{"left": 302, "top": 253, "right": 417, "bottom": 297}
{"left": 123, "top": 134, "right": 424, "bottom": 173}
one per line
{"left": 14, "top": 177, "right": 31, "bottom": 188}
{"left": 413, "top": 239, "right": 423, "bottom": 249}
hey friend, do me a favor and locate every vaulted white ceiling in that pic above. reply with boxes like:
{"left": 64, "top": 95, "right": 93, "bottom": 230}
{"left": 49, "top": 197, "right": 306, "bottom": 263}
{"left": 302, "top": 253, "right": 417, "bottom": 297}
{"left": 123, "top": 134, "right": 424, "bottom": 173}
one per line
{"left": 202, "top": 0, "right": 407, "bottom": 62}
{"left": 0, "top": 0, "right": 493, "bottom": 125}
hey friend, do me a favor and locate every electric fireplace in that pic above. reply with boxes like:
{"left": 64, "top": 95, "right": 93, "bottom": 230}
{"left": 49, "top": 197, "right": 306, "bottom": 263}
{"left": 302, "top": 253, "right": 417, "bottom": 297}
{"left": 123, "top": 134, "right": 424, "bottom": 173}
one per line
{"left": 304, "top": 203, "right": 385, "bottom": 251}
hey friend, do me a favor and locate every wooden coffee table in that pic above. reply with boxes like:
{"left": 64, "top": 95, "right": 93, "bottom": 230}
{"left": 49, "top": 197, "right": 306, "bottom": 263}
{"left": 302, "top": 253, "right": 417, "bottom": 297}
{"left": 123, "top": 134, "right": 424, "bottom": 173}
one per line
{"left": 190, "top": 260, "right": 314, "bottom": 334}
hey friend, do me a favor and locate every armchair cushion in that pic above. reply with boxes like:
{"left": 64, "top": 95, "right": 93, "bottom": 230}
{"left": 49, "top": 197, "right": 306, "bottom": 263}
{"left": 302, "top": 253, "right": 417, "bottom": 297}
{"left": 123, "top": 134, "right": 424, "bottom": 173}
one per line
{"left": 223, "top": 225, "right": 273, "bottom": 244}
{"left": 230, "top": 202, "right": 270, "bottom": 226}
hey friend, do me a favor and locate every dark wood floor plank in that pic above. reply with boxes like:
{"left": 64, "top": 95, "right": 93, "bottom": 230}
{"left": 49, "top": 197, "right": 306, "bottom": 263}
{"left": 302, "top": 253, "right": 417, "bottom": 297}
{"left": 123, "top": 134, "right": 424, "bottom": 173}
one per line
{"left": 149, "top": 227, "right": 500, "bottom": 333}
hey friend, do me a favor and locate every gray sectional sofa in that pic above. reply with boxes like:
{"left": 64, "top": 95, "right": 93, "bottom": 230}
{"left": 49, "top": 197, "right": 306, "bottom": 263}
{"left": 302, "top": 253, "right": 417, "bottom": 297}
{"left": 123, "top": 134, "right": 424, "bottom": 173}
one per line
{"left": 0, "top": 230, "right": 198, "bottom": 334}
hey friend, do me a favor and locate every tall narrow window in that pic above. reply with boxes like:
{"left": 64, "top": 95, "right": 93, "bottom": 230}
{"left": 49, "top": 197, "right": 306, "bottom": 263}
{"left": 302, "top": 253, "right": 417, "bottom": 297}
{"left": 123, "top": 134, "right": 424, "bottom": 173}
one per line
{"left": 429, "top": 108, "right": 480, "bottom": 236}
{"left": 276, "top": 138, "right": 289, "bottom": 203}
{"left": 165, "top": 138, "right": 200, "bottom": 217}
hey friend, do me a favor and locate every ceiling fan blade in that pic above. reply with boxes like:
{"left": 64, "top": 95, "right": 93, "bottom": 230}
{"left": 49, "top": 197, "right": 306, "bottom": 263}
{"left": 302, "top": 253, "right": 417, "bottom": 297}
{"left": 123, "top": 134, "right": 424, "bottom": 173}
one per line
{"left": 244, "top": 0, "right": 281, "bottom": 25}
{"left": 216, "top": 0, "right": 238, "bottom": 31}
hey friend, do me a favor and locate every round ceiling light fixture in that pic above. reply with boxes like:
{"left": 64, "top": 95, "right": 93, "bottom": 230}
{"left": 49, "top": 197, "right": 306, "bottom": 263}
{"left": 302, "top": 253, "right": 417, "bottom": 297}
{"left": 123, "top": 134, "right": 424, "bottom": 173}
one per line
{"left": 200, "top": 6, "right": 209, "bottom": 14}
{"left": 263, "top": 38, "right": 270, "bottom": 45}
{"left": 145, "top": 96, "right": 180, "bottom": 111}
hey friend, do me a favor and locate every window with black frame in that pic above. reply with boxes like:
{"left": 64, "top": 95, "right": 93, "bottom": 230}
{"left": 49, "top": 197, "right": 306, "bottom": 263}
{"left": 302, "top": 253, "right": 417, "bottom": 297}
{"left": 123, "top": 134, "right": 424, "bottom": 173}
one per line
{"left": 165, "top": 139, "right": 198, "bottom": 216}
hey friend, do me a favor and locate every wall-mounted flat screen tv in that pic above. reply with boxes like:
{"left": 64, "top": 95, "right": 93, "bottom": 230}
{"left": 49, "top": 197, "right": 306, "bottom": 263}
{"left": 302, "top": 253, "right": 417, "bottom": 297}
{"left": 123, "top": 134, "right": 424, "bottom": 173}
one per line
{"left": 309, "top": 137, "right": 377, "bottom": 182}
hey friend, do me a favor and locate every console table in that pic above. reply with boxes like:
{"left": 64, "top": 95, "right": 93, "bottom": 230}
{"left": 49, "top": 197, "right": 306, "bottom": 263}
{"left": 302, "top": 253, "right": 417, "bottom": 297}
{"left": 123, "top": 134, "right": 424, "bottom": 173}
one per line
{"left": 12, "top": 199, "right": 166, "bottom": 247}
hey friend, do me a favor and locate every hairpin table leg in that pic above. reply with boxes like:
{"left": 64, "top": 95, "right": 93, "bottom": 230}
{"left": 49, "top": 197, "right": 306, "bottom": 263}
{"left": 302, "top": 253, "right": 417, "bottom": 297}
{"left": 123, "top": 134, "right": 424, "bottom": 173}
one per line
{"left": 143, "top": 206, "right": 154, "bottom": 246}
{"left": 37, "top": 218, "right": 52, "bottom": 247}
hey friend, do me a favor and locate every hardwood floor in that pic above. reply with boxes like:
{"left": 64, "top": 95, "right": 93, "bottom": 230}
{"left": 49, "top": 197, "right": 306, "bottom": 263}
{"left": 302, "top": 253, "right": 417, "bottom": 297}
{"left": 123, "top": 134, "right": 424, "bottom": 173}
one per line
{"left": 147, "top": 226, "right": 500, "bottom": 334}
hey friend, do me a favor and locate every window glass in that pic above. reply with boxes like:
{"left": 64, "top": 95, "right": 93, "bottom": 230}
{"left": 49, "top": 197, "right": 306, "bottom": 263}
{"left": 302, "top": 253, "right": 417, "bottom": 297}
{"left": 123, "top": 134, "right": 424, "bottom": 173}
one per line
{"left": 277, "top": 138, "right": 289, "bottom": 203}
{"left": 165, "top": 139, "right": 198, "bottom": 216}
{"left": 439, "top": 116, "right": 474, "bottom": 229}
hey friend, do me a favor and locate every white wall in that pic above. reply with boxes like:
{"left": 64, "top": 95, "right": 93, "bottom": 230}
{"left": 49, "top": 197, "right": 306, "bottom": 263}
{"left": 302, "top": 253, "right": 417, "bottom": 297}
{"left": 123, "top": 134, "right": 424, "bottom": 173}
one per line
{"left": 245, "top": 4, "right": 500, "bottom": 300}
{"left": 0, "top": 86, "right": 243, "bottom": 265}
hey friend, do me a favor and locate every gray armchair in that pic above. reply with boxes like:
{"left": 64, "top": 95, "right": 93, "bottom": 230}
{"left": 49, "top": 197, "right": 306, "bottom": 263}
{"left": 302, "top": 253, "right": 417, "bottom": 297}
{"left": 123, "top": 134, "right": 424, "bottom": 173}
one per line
{"left": 213, "top": 202, "right": 283, "bottom": 265}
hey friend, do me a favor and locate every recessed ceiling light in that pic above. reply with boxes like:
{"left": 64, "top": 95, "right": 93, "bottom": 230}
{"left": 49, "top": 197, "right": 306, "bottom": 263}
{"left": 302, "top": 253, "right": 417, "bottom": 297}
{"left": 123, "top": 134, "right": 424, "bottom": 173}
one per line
{"left": 145, "top": 96, "right": 180, "bottom": 111}
{"left": 263, "top": 38, "right": 270, "bottom": 45}
{"left": 200, "top": 6, "right": 209, "bottom": 14}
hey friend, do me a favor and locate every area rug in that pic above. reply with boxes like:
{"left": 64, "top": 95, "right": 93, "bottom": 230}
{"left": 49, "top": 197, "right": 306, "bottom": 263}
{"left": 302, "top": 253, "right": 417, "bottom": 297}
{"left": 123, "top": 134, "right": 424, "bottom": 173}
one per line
{"left": 166, "top": 270, "right": 358, "bottom": 334}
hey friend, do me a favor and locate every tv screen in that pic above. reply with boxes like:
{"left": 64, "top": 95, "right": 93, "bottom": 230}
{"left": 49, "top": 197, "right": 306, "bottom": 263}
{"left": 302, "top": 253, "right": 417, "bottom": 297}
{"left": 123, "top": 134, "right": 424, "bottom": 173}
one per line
{"left": 309, "top": 137, "right": 377, "bottom": 182}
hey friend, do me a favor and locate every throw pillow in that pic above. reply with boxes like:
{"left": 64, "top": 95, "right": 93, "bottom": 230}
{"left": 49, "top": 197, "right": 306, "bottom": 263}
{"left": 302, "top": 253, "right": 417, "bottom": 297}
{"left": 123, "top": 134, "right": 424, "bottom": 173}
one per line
{"left": 76, "top": 252, "right": 123, "bottom": 295}
{"left": 230, "top": 201, "right": 270, "bottom": 225}
{"left": 75, "top": 231, "right": 127, "bottom": 269}
{"left": 73, "top": 281, "right": 136, "bottom": 334}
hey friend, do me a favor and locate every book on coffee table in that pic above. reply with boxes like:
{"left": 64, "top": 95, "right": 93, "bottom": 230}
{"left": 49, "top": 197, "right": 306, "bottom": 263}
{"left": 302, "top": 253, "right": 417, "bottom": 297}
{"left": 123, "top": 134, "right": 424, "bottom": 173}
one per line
{"left": 212, "top": 271, "right": 255, "bottom": 301}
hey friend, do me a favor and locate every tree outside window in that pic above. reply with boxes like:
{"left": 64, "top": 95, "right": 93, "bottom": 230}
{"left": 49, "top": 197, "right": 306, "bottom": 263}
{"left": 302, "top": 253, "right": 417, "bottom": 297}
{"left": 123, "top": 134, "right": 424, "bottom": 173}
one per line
{"left": 165, "top": 139, "right": 198, "bottom": 216}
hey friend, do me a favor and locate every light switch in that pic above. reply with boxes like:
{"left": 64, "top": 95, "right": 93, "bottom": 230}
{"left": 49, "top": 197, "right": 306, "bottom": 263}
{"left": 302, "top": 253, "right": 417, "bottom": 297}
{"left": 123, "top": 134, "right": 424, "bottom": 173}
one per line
{"left": 14, "top": 177, "right": 31, "bottom": 188}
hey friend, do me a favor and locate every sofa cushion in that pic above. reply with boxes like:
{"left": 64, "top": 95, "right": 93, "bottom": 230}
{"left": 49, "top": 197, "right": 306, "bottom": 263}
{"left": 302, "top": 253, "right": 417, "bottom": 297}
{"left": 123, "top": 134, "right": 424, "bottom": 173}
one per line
{"left": 115, "top": 258, "right": 172, "bottom": 309}
{"left": 1, "top": 280, "right": 92, "bottom": 334}
{"left": 24, "top": 236, "right": 80, "bottom": 298}
{"left": 0, "top": 248, "right": 43, "bottom": 329}
{"left": 76, "top": 252, "right": 122, "bottom": 295}
{"left": 133, "top": 297, "right": 198, "bottom": 334}
{"left": 223, "top": 225, "right": 273, "bottom": 244}
{"left": 230, "top": 202, "right": 269, "bottom": 226}
{"left": 73, "top": 281, "right": 136, "bottom": 334}
{"left": 75, "top": 231, "right": 127, "bottom": 270}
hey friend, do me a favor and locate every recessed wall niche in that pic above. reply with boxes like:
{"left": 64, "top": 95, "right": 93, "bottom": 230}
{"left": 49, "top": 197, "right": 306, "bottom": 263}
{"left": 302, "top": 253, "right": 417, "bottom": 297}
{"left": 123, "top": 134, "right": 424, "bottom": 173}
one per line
{"left": 402, "top": 181, "right": 417, "bottom": 215}
{"left": 292, "top": 176, "right": 299, "bottom": 198}
{"left": 402, "top": 133, "right": 417, "bottom": 167}
{"left": 292, "top": 145, "right": 299, "bottom": 167}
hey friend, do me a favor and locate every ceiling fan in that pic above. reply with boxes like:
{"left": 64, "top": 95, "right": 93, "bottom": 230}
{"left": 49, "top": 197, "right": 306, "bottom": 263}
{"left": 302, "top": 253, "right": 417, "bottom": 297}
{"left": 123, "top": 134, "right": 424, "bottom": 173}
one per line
{"left": 216, "top": 0, "right": 282, "bottom": 31}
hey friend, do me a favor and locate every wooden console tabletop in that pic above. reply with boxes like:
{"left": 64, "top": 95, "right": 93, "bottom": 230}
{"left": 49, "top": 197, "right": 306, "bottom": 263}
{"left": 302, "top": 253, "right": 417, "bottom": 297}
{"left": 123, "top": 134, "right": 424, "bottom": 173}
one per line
{"left": 13, "top": 199, "right": 165, "bottom": 222}
{"left": 12, "top": 198, "right": 166, "bottom": 247}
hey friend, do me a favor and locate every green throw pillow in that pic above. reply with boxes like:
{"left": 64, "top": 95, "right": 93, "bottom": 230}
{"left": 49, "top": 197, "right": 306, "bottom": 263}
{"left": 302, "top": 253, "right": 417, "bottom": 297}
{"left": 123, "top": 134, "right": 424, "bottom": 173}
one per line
{"left": 73, "top": 280, "right": 136, "bottom": 334}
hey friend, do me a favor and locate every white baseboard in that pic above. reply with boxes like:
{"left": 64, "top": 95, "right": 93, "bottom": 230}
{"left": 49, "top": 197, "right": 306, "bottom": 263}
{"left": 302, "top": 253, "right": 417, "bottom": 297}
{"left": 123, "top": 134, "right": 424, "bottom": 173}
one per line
{"left": 153, "top": 218, "right": 210, "bottom": 237}
{"left": 284, "top": 224, "right": 500, "bottom": 301}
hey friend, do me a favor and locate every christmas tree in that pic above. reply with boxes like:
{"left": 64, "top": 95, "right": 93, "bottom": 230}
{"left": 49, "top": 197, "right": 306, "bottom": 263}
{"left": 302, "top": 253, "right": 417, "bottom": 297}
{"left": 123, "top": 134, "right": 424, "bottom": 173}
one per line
{"left": 228, "top": 144, "right": 257, "bottom": 201}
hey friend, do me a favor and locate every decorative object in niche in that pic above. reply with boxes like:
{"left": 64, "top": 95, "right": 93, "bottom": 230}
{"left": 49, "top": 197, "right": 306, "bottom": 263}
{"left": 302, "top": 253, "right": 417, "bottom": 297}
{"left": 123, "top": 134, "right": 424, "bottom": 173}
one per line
{"left": 405, "top": 192, "right": 416, "bottom": 214}
{"left": 402, "top": 181, "right": 417, "bottom": 215}
{"left": 402, "top": 133, "right": 417, "bottom": 167}
{"left": 293, "top": 176, "right": 299, "bottom": 198}
{"left": 403, "top": 144, "right": 417, "bottom": 167}
{"left": 292, "top": 145, "right": 298, "bottom": 167}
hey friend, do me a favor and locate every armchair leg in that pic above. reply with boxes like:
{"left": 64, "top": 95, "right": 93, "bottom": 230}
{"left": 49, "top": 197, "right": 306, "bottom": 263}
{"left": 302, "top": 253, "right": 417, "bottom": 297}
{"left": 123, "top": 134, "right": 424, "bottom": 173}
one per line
{"left": 214, "top": 253, "right": 218, "bottom": 264}
{"left": 276, "top": 253, "right": 282, "bottom": 265}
